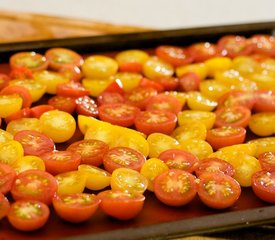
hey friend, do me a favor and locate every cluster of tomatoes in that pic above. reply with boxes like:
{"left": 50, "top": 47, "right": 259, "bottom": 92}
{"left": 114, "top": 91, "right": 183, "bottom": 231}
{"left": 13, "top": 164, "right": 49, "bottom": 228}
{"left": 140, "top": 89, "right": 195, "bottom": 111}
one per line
{"left": 0, "top": 34, "right": 275, "bottom": 232}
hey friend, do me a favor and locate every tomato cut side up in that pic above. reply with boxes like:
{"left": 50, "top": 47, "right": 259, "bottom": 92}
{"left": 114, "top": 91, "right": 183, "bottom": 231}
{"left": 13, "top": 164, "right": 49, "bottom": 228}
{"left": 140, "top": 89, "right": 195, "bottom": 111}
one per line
{"left": 258, "top": 152, "right": 275, "bottom": 172}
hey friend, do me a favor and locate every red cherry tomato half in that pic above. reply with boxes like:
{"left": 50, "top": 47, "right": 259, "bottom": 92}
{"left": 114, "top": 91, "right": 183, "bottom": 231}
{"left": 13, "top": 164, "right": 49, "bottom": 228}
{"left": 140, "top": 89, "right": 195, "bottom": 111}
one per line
{"left": 253, "top": 90, "right": 275, "bottom": 112}
{"left": 9, "top": 67, "right": 33, "bottom": 80}
{"left": 197, "top": 172, "right": 241, "bottom": 209}
{"left": 0, "top": 163, "right": 17, "bottom": 195}
{"left": 40, "top": 150, "right": 81, "bottom": 175}
{"left": 103, "top": 147, "right": 146, "bottom": 173}
{"left": 250, "top": 34, "right": 275, "bottom": 57}
{"left": 97, "top": 190, "right": 145, "bottom": 220}
{"left": 4, "top": 107, "right": 31, "bottom": 124}
{"left": 9, "top": 52, "right": 49, "bottom": 72}
{"left": 135, "top": 110, "right": 177, "bottom": 135}
{"left": 217, "top": 35, "right": 255, "bottom": 58}
{"left": 178, "top": 72, "right": 201, "bottom": 92}
{"left": 119, "top": 62, "right": 143, "bottom": 73}
{"left": 258, "top": 152, "right": 275, "bottom": 172}
{"left": 194, "top": 157, "right": 235, "bottom": 177}
{"left": 75, "top": 96, "right": 99, "bottom": 117}
{"left": 13, "top": 130, "right": 55, "bottom": 157}
{"left": 52, "top": 193, "right": 100, "bottom": 223}
{"left": 158, "top": 149, "right": 199, "bottom": 173}
{"left": 251, "top": 170, "right": 275, "bottom": 204}
{"left": 97, "top": 91, "right": 125, "bottom": 106}
{"left": 153, "top": 169, "right": 197, "bottom": 206}
{"left": 214, "top": 105, "right": 251, "bottom": 128}
{"left": 7, "top": 200, "right": 50, "bottom": 231}
{"left": 48, "top": 95, "right": 76, "bottom": 114}
{"left": 154, "top": 76, "right": 179, "bottom": 91}
{"left": 30, "top": 104, "right": 55, "bottom": 118}
{"left": 45, "top": 47, "right": 84, "bottom": 70}
{"left": 0, "top": 193, "right": 10, "bottom": 220}
{"left": 59, "top": 65, "right": 82, "bottom": 82}
{"left": 206, "top": 126, "right": 246, "bottom": 150}
{"left": 11, "top": 169, "right": 58, "bottom": 205}
{"left": 56, "top": 81, "right": 89, "bottom": 98}
{"left": 156, "top": 45, "right": 194, "bottom": 67}
{"left": 67, "top": 139, "right": 109, "bottom": 167}
{"left": 145, "top": 93, "right": 183, "bottom": 114}
{"left": 103, "top": 79, "right": 124, "bottom": 95}
{"left": 0, "top": 85, "right": 32, "bottom": 108}
{"left": 138, "top": 77, "right": 164, "bottom": 93}
{"left": 188, "top": 42, "right": 218, "bottom": 62}
{"left": 98, "top": 103, "right": 140, "bottom": 127}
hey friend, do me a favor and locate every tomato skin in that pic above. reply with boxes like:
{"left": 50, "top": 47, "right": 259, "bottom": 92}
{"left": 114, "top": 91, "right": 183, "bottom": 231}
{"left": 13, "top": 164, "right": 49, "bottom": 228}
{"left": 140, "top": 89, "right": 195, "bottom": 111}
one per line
{"left": 0, "top": 163, "right": 17, "bottom": 195}
{"left": 45, "top": 47, "right": 84, "bottom": 70}
{"left": 251, "top": 170, "right": 275, "bottom": 204}
{"left": 178, "top": 72, "right": 201, "bottom": 92}
{"left": 11, "top": 169, "right": 58, "bottom": 205}
{"left": 103, "top": 147, "right": 146, "bottom": 173}
{"left": 197, "top": 172, "right": 241, "bottom": 209}
{"left": 258, "top": 152, "right": 275, "bottom": 172}
{"left": 4, "top": 107, "right": 31, "bottom": 124}
{"left": 248, "top": 112, "right": 275, "bottom": 137}
{"left": 156, "top": 45, "right": 194, "bottom": 67}
{"left": 56, "top": 81, "right": 89, "bottom": 98}
{"left": 153, "top": 169, "right": 197, "bottom": 206}
{"left": 48, "top": 95, "right": 76, "bottom": 114}
{"left": 67, "top": 139, "right": 109, "bottom": 167}
{"left": 194, "top": 157, "right": 235, "bottom": 177}
{"left": 188, "top": 42, "right": 218, "bottom": 62}
{"left": 52, "top": 193, "right": 100, "bottom": 223}
{"left": 97, "top": 91, "right": 125, "bottom": 106}
{"left": 138, "top": 77, "right": 164, "bottom": 93}
{"left": 250, "top": 34, "right": 275, "bottom": 57}
{"left": 158, "top": 149, "right": 199, "bottom": 173}
{"left": 40, "top": 150, "right": 81, "bottom": 175}
{"left": 75, "top": 96, "right": 99, "bottom": 117}
{"left": 30, "top": 105, "right": 55, "bottom": 118}
{"left": 59, "top": 65, "right": 82, "bottom": 82}
{"left": 134, "top": 110, "right": 177, "bottom": 136}
{"left": 0, "top": 193, "right": 10, "bottom": 220}
{"left": 7, "top": 200, "right": 50, "bottom": 232}
{"left": 97, "top": 190, "right": 145, "bottom": 220}
{"left": 98, "top": 103, "right": 140, "bottom": 127}
{"left": 206, "top": 126, "right": 246, "bottom": 150}
{"left": 253, "top": 90, "right": 275, "bottom": 112}
{"left": 13, "top": 130, "right": 55, "bottom": 157}
{"left": 155, "top": 76, "right": 179, "bottom": 91}
{"left": 214, "top": 105, "right": 251, "bottom": 128}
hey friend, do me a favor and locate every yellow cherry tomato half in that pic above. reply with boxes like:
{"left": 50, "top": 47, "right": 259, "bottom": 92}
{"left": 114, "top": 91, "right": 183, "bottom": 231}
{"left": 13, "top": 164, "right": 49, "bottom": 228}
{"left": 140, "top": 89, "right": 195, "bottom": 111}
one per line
{"left": 6, "top": 118, "right": 42, "bottom": 135}
{"left": 204, "top": 57, "right": 232, "bottom": 77}
{"left": 0, "top": 140, "right": 24, "bottom": 166}
{"left": 0, "top": 94, "right": 23, "bottom": 118}
{"left": 176, "top": 62, "right": 207, "bottom": 80}
{"left": 186, "top": 91, "right": 218, "bottom": 111}
{"left": 248, "top": 137, "right": 275, "bottom": 157}
{"left": 249, "top": 112, "right": 275, "bottom": 137}
{"left": 113, "top": 72, "right": 142, "bottom": 92}
{"left": 180, "top": 139, "right": 213, "bottom": 160}
{"left": 13, "top": 155, "right": 45, "bottom": 173}
{"left": 0, "top": 129, "right": 13, "bottom": 144}
{"left": 40, "top": 110, "right": 76, "bottom": 143}
{"left": 199, "top": 80, "right": 230, "bottom": 101}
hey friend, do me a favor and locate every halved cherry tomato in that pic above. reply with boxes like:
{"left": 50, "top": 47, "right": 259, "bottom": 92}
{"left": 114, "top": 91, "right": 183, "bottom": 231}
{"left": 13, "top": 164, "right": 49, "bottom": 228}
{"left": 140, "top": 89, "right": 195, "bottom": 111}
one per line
{"left": 0, "top": 73, "right": 10, "bottom": 90}
{"left": 253, "top": 90, "right": 275, "bottom": 112}
{"left": 206, "top": 126, "right": 246, "bottom": 150}
{"left": 56, "top": 81, "right": 89, "bottom": 98}
{"left": 10, "top": 52, "right": 48, "bottom": 72}
{"left": 0, "top": 94, "right": 23, "bottom": 118}
{"left": 204, "top": 57, "right": 232, "bottom": 77}
{"left": 13, "top": 155, "right": 45, "bottom": 173}
{"left": 55, "top": 170, "right": 86, "bottom": 195}
{"left": 158, "top": 149, "right": 199, "bottom": 173}
{"left": 29, "top": 104, "right": 55, "bottom": 118}
{"left": 249, "top": 112, "right": 275, "bottom": 137}
{"left": 75, "top": 95, "right": 99, "bottom": 117}
{"left": 45, "top": 48, "right": 84, "bottom": 70}
{"left": 52, "top": 193, "right": 100, "bottom": 223}
{"left": 110, "top": 168, "right": 148, "bottom": 194}
{"left": 186, "top": 91, "right": 218, "bottom": 111}
{"left": 138, "top": 77, "right": 164, "bottom": 93}
{"left": 97, "top": 190, "right": 145, "bottom": 220}
{"left": 0, "top": 129, "right": 13, "bottom": 144}
{"left": 59, "top": 65, "right": 82, "bottom": 82}
{"left": 145, "top": 93, "right": 183, "bottom": 114}
{"left": 248, "top": 137, "right": 275, "bottom": 157}
{"left": 258, "top": 152, "right": 275, "bottom": 172}
{"left": 250, "top": 34, "right": 275, "bottom": 57}
{"left": 176, "top": 62, "right": 208, "bottom": 80}
{"left": 156, "top": 45, "right": 194, "bottom": 67}
{"left": 178, "top": 72, "right": 201, "bottom": 92}
{"left": 103, "top": 147, "right": 146, "bottom": 173}
{"left": 188, "top": 42, "right": 218, "bottom": 62}
{"left": 217, "top": 35, "right": 255, "bottom": 58}
{"left": 124, "top": 87, "right": 157, "bottom": 110}
{"left": 154, "top": 169, "right": 197, "bottom": 206}
{"left": 251, "top": 170, "right": 275, "bottom": 204}
{"left": 9, "top": 67, "right": 33, "bottom": 80}
{"left": 0, "top": 163, "right": 16, "bottom": 195}
{"left": 7, "top": 200, "right": 50, "bottom": 231}
{"left": 197, "top": 172, "right": 241, "bottom": 209}
{"left": 40, "top": 110, "right": 76, "bottom": 143}
{"left": 40, "top": 150, "right": 81, "bottom": 175}
{"left": 4, "top": 107, "right": 31, "bottom": 124}
{"left": 194, "top": 157, "right": 235, "bottom": 177}
{"left": 11, "top": 169, "right": 57, "bottom": 205}
{"left": 0, "top": 193, "right": 10, "bottom": 220}
{"left": 0, "top": 140, "right": 24, "bottom": 166}
{"left": 0, "top": 85, "right": 32, "bottom": 108}
{"left": 154, "top": 76, "right": 179, "bottom": 91}
{"left": 48, "top": 95, "right": 76, "bottom": 114}
{"left": 6, "top": 117, "right": 42, "bottom": 135}
{"left": 199, "top": 80, "right": 230, "bottom": 101}
{"left": 180, "top": 139, "right": 213, "bottom": 160}
{"left": 135, "top": 110, "right": 177, "bottom": 136}
{"left": 67, "top": 139, "right": 109, "bottom": 167}
{"left": 97, "top": 91, "right": 125, "bottom": 106}
{"left": 98, "top": 103, "right": 140, "bottom": 127}
{"left": 214, "top": 105, "right": 251, "bottom": 128}
{"left": 13, "top": 130, "right": 55, "bottom": 156}
{"left": 78, "top": 164, "right": 111, "bottom": 191}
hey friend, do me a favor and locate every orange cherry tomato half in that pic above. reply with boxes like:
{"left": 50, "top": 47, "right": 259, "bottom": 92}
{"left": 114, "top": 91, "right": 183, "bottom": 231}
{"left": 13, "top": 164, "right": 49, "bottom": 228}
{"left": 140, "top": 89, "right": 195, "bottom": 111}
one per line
{"left": 258, "top": 151, "right": 275, "bottom": 172}
{"left": 178, "top": 72, "right": 201, "bottom": 92}
{"left": 97, "top": 91, "right": 125, "bottom": 106}
{"left": 52, "top": 193, "right": 100, "bottom": 223}
{"left": 75, "top": 96, "right": 99, "bottom": 117}
{"left": 153, "top": 169, "right": 197, "bottom": 206}
{"left": 0, "top": 163, "right": 17, "bottom": 195}
{"left": 48, "top": 95, "right": 76, "bottom": 114}
{"left": 253, "top": 90, "right": 275, "bottom": 112}
{"left": 188, "top": 42, "right": 218, "bottom": 62}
